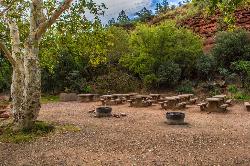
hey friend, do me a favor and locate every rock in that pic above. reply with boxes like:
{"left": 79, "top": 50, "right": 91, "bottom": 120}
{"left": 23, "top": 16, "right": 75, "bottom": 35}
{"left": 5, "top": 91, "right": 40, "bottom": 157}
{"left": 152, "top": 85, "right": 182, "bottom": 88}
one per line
{"left": 0, "top": 112, "right": 10, "bottom": 119}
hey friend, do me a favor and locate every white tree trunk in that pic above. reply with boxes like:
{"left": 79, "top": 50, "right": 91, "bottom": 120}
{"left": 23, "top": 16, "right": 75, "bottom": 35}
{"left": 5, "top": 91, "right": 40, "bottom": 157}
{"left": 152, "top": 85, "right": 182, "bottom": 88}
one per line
{"left": 1, "top": 0, "right": 73, "bottom": 130}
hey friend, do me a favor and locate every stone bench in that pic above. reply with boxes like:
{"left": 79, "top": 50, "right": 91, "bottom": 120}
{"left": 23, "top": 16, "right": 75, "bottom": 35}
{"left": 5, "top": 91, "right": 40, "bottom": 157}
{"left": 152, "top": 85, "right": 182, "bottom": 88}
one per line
{"left": 189, "top": 97, "right": 198, "bottom": 105}
{"left": 176, "top": 102, "right": 187, "bottom": 109}
{"left": 127, "top": 100, "right": 133, "bottom": 107}
{"left": 244, "top": 102, "right": 250, "bottom": 112}
{"left": 100, "top": 99, "right": 106, "bottom": 106}
{"left": 225, "top": 99, "right": 233, "bottom": 106}
{"left": 220, "top": 104, "right": 229, "bottom": 112}
{"left": 197, "top": 103, "right": 207, "bottom": 111}
{"left": 159, "top": 102, "right": 165, "bottom": 109}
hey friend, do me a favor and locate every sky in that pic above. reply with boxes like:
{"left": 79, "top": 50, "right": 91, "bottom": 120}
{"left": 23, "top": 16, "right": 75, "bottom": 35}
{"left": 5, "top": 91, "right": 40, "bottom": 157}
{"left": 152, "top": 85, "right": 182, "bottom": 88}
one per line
{"left": 93, "top": 0, "right": 182, "bottom": 23}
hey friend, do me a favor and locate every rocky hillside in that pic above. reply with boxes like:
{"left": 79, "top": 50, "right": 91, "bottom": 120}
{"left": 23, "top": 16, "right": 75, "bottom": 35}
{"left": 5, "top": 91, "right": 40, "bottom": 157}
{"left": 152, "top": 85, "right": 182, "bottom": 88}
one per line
{"left": 150, "top": 6, "right": 250, "bottom": 53}
{"left": 181, "top": 7, "right": 250, "bottom": 52}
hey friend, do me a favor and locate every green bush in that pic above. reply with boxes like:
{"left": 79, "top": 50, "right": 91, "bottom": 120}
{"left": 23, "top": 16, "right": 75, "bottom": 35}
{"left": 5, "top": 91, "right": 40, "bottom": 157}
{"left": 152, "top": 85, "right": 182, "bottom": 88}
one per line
{"left": 231, "top": 60, "right": 250, "bottom": 89}
{"left": 176, "top": 80, "right": 194, "bottom": 94}
{"left": 196, "top": 55, "right": 216, "bottom": 80}
{"left": 228, "top": 84, "right": 238, "bottom": 94}
{"left": 143, "top": 74, "right": 158, "bottom": 89}
{"left": 93, "top": 70, "right": 140, "bottom": 94}
{"left": 120, "top": 21, "right": 203, "bottom": 83}
{"left": 157, "top": 61, "right": 181, "bottom": 87}
{"left": 212, "top": 29, "right": 250, "bottom": 68}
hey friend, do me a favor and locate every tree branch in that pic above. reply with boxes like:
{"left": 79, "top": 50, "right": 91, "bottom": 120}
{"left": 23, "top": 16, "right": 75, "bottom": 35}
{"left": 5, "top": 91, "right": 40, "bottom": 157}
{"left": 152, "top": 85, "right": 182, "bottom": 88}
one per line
{"left": 34, "top": 0, "right": 73, "bottom": 40}
{"left": 0, "top": 41, "right": 16, "bottom": 66}
{"left": 30, "top": 0, "right": 45, "bottom": 38}
{"left": 0, "top": 0, "right": 18, "bottom": 16}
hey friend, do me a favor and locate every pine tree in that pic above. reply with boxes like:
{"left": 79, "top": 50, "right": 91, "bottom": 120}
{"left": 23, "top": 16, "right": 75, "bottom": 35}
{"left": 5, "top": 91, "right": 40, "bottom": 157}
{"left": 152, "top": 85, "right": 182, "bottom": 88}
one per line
{"left": 117, "top": 10, "right": 130, "bottom": 25}
{"left": 135, "top": 7, "right": 153, "bottom": 22}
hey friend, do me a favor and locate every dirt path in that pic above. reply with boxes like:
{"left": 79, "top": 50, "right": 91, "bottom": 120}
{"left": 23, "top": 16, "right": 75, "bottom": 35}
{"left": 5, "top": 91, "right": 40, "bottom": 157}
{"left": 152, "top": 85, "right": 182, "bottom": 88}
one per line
{"left": 0, "top": 102, "right": 250, "bottom": 165}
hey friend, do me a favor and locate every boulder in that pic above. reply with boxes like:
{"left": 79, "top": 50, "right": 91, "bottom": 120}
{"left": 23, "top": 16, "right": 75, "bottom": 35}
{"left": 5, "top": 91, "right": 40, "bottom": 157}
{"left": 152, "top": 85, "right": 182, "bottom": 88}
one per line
{"left": 59, "top": 93, "right": 77, "bottom": 102}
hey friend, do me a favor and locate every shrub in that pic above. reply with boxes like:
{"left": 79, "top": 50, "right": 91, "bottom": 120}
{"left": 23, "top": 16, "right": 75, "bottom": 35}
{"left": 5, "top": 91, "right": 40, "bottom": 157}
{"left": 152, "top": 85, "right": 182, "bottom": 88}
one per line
{"left": 228, "top": 84, "right": 238, "bottom": 94}
{"left": 93, "top": 70, "right": 140, "bottom": 94}
{"left": 157, "top": 61, "right": 181, "bottom": 87}
{"left": 212, "top": 29, "right": 250, "bottom": 68}
{"left": 176, "top": 80, "right": 194, "bottom": 94}
{"left": 231, "top": 60, "right": 250, "bottom": 89}
{"left": 143, "top": 74, "right": 158, "bottom": 89}
{"left": 120, "top": 21, "right": 203, "bottom": 82}
{"left": 196, "top": 55, "right": 216, "bottom": 80}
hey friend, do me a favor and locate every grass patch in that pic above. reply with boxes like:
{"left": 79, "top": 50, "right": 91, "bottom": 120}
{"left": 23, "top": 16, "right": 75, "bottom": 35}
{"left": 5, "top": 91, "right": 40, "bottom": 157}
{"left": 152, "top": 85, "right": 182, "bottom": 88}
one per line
{"left": 0, "top": 121, "right": 81, "bottom": 143}
{"left": 233, "top": 92, "right": 250, "bottom": 101}
{"left": 0, "top": 121, "right": 54, "bottom": 143}
{"left": 41, "top": 95, "right": 59, "bottom": 104}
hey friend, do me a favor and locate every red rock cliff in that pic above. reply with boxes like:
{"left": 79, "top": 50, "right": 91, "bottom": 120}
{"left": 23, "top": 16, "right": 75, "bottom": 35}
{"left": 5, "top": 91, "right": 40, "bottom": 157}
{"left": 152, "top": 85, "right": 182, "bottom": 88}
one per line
{"left": 181, "top": 8, "right": 250, "bottom": 52}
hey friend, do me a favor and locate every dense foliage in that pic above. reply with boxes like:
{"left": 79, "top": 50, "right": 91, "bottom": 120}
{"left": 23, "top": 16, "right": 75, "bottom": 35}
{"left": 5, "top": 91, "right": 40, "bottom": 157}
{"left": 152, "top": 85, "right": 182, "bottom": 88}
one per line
{"left": 120, "top": 21, "right": 203, "bottom": 88}
{"left": 212, "top": 29, "right": 250, "bottom": 68}
{"left": 1, "top": 1, "right": 250, "bottom": 94}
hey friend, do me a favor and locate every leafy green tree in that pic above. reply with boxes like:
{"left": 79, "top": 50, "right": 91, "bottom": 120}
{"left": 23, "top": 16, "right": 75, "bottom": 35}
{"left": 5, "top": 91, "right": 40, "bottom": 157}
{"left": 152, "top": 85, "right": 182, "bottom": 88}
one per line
{"left": 157, "top": 61, "right": 181, "bottom": 87}
{"left": 232, "top": 61, "right": 250, "bottom": 88}
{"left": 0, "top": 0, "right": 105, "bottom": 130}
{"left": 120, "top": 21, "right": 203, "bottom": 87}
{"left": 212, "top": 29, "right": 250, "bottom": 68}
{"left": 196, "top": 54, "right": 216, "bottom": 80}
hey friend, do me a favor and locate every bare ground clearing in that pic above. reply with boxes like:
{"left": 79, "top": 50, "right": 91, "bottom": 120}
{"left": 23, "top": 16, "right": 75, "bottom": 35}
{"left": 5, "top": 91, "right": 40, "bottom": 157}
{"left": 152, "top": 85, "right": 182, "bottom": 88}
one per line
{"left": 0, "top": 102, "right": 250, "bottom": 166}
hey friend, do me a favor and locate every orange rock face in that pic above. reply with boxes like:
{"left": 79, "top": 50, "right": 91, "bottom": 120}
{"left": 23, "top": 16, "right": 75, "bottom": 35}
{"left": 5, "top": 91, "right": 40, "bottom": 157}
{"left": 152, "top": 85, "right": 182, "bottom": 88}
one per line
{"left": 180, "top": 8, "right": 250, "bottom": 53}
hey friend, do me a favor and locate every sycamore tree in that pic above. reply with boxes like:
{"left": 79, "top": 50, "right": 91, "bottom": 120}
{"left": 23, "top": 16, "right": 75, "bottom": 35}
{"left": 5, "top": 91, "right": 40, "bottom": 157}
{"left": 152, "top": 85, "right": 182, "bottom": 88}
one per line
{"left": 0, "top": 0, "right": 104, "bottom": 130}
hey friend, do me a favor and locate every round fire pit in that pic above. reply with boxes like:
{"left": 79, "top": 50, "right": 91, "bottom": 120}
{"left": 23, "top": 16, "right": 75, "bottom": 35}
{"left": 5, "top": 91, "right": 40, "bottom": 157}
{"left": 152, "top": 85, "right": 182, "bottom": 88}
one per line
{"left": 95, "top": 107, "right": 112, "bottom": 117}
{"left": 166, "top": 112, "right": 185, "bottom": 125}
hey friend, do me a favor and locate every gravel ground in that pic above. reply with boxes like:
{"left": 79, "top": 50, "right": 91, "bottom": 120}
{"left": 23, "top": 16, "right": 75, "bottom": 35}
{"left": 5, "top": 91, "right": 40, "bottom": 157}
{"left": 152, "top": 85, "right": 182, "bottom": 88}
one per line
{"left": 0, "top": 102, "right": 250, "bottom": 166}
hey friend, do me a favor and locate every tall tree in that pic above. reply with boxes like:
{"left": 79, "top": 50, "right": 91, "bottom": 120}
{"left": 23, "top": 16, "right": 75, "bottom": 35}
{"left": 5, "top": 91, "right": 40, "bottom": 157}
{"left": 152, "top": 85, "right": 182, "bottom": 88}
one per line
{"left": 0, "top": 0, "right": 104, "bottom": 130}
{"left": 117, "top": 10, "right": 130, "bottom": 25}
{"left": 162, "top": 0, "right": 170, "bottom": 11}
{"left": 135, "top": 7, "right": 153, "bottom": 22}
{"left": 108, "top": 18, "right": 116, "bottom": 26}
{"left": 155, "top": 3, "right": 163, "bottom": 14}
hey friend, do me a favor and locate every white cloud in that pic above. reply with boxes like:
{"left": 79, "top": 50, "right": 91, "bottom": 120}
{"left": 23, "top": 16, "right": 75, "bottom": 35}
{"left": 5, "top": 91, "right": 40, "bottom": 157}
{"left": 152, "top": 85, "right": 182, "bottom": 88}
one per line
{"left": 92, "top": 0, "right": 182, "bottom": 23}
{"left": 98, "top": 0, "right": 151, "bottom": 21}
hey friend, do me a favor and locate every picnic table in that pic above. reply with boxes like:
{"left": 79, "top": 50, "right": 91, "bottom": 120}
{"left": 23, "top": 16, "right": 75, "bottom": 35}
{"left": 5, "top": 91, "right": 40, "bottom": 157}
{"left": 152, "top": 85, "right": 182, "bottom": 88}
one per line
{"left": 178, "top": 94, "right": 194, "bottom": 102}
{"left": 164, "top": 97, "right": 178, "bottom": 109}
{"left": 213, "top": 95, "right": 227, "bottom": 103}
{"left": 129, "top": 95, "right": 152, "bottom": 107}
{"left": 78, "top": 94, "right": 96, "bottom": 102}
{"left": 149, "top": 94, "right": 161, "bottom": 101}
{"left": 206, "top": 97, "right": 223, "bottom": 112}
